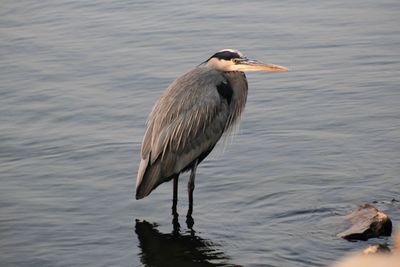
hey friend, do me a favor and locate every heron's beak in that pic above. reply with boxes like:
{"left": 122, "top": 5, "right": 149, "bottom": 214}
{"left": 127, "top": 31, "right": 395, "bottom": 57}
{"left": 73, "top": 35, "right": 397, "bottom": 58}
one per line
{"left": 235, "top": 58, "right": 288, "bottom": 72}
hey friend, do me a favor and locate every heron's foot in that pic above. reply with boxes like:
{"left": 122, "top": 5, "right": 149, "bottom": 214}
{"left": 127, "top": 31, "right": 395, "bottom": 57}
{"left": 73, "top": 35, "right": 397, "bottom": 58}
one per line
{"left": 186, "top": 205, "right": 194, "bottom": 221}
{"left": 172, "top": 212, "right": 180, "bottom": 233}
{"left": 172, "top": 199, "right": 178, "bottom": 216}
{"left": 186, "top": 213, "right": 194, "bottom": 229}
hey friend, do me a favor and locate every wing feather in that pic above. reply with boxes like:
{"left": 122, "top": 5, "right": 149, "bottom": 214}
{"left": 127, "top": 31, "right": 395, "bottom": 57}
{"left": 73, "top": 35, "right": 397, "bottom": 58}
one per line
{"left": 136, "top": 68, "right": 229, "bottom": 199}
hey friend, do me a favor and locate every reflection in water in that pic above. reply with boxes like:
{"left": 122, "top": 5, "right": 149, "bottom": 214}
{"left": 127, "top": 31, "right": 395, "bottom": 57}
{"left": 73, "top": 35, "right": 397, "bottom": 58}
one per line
{"left": 135, "top": 217, "right": 239, "bottom": 267}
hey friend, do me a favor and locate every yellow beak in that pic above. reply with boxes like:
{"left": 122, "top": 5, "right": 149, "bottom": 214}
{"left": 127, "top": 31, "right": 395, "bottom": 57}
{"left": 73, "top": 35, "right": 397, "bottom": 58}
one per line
{"left": 235, "top": 59, "right": 288, "bottom": 72}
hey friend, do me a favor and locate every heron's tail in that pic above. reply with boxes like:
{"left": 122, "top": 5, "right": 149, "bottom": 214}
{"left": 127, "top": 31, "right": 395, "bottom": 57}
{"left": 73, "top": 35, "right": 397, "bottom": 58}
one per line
{"left": 135, "top": 154, "right": 163, "bottom": 199}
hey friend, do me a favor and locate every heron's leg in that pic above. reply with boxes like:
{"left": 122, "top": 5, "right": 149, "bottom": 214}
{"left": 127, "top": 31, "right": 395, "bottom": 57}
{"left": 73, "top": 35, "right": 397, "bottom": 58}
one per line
{"left": 187, "top": 159, "right": 198, "bottom": 218}
{"left": 172, "top": 175, "right": 179, "bottom": 216}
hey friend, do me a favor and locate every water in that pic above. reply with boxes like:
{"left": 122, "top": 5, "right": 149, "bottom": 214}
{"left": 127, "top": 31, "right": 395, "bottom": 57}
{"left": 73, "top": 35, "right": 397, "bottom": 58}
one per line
{"left": 1, "top": 1, "right": 400, "bottom": 266}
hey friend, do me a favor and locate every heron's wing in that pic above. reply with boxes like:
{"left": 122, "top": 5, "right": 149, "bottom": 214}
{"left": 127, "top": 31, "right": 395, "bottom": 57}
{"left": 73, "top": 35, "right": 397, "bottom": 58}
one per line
{"left": 136, "top": 68, "right": 230, "bottom": 199}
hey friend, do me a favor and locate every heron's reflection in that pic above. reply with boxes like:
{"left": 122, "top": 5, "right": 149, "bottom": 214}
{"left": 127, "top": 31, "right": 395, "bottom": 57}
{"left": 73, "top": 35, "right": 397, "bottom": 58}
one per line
{"left": 135, "top": 215, "right": 239, "bottom": 267}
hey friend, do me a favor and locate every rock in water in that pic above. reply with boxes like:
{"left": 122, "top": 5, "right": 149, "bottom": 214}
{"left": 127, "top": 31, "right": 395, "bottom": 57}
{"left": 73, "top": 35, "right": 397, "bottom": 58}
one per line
{"left": 338, "top": 204, "right": 392, "bottom": 241}
{"left": 331, "top": 234, "right": 400, "bottom": 267}
{"left": 362, "top": 244, "right": 391, "bottom": 255}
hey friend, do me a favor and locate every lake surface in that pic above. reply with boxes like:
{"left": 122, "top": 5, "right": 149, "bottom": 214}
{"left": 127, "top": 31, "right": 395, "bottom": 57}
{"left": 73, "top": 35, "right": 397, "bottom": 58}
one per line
{"left": 1, "top": 0, "right": 400, "bottom": 266}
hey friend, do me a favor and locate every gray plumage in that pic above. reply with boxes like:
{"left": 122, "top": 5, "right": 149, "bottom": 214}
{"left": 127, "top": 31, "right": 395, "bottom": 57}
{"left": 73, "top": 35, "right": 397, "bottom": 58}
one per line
{"left": 136, "top": 67, "right": 247, "bottom": 199}
{"left": 135, "top": 49, "right": 287, "bottom": 216}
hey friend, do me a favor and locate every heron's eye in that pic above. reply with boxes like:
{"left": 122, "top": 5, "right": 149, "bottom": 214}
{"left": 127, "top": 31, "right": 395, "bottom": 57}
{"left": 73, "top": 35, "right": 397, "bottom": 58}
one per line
{"left": 232, "top": 58, "right": 239, "bottom": 64}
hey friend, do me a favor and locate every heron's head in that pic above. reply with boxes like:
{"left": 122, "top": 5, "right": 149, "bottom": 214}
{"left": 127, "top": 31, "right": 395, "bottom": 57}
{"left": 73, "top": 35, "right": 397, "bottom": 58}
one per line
{"left": 206, "top": 49, "right": 288, "bottom": 72}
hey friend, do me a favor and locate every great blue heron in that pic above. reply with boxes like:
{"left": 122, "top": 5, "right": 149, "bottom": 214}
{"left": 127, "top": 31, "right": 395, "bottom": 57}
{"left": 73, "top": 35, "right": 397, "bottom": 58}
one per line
{"left": 136, "top": 49, "right": 287, "bottom": 217}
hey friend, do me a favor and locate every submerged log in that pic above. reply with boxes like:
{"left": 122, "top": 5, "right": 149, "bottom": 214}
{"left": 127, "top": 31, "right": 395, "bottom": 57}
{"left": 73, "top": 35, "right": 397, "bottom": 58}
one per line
{"left": 338, "top": 204, "right": 392, "bottom": 241}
